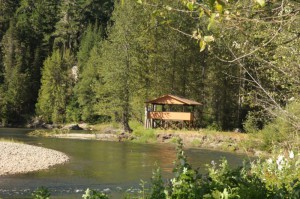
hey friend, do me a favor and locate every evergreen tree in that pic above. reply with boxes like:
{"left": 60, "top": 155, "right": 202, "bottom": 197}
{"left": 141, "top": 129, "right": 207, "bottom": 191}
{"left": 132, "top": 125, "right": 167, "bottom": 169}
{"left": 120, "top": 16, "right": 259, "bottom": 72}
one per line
{"left": 36, "top": 50, "right": 75, "bottom": 123}
{"left": 0, "top": 0, "right": 20, "bottom": 84}
{"left": 94, "top": 0, "right": 150, "bottom": 132}
{"left": 75, "top": 24, "right": 104, "bottom": 122}
{"left": 0, "top": 20, "right": 31, "bottom": 125}
{"left": 53, "top": 0, "right": 85, "bottom": 52}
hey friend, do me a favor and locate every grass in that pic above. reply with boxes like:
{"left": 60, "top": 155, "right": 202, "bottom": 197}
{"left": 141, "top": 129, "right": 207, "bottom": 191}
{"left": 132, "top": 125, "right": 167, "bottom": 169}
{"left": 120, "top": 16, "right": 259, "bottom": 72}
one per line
{"left": 130, "top": 121, "right": 157, "bottom": 143}
{"left": 90, "top": 122, "right": 121, "bottom": 132}
{"left": 0, "top": 138, "right": 23, "bottom": 143}
{"left": 28, "top": 129, "right": 70, "bottom": 137}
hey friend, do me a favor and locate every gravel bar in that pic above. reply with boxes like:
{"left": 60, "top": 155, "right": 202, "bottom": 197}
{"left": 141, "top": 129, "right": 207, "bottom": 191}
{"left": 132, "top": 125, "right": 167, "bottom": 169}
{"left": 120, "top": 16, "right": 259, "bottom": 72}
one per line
{"left": 0, "top": 142, "right": 69, "bottom": 176}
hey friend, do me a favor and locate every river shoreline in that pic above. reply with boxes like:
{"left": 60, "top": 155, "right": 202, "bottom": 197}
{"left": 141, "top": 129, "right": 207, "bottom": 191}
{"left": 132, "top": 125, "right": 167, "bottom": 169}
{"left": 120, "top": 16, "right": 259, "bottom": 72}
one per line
{"left": 27, "top": 128, "right": 265, "bottom": 157}
{"left": 0, "top": 141, "right": 69, "bottom": 176}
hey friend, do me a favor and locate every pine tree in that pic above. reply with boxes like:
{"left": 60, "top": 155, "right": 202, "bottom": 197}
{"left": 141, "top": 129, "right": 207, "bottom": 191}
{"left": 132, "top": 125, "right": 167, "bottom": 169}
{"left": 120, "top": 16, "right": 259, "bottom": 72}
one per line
{"left": 74, "top": 24, "right": 104, "bottom": 122}
{"left": 36, "top": 50, "right": 75, "bottom": 123}
{"left": 53, "top": 0, "right": 92, "bottom": 53}
{"left": 94, "top": 0, "right": 150, "bottom": 132}
{"left": 0, "top": 20, "right": 31, "bottom": 125}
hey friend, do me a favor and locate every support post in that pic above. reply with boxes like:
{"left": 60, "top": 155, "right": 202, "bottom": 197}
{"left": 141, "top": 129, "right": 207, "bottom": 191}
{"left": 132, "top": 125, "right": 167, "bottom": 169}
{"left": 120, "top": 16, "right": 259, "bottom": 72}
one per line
{"left": 144, "top": 105, "right": 148, "bottom": 128}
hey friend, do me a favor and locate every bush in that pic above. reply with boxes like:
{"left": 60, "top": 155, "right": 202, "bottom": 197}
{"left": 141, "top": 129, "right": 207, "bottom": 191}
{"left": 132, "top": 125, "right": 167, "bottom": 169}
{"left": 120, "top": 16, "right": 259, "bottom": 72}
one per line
{"left": 82, "top": 188, "right": 109, "bottom": 199}
{"left": 126, "top": 138, "right": 300, "bottom": 199}
{"left": 260, "top": 100, "right": 300, "bottom": 150}
{"left": 243, "top": 111, "right": 260, "bottom": 133}
{"left": 130, "top": 121, "right": 156, "bottom": 143}
{"left": 32, "top": 187, "right": 51, "bottom": 199}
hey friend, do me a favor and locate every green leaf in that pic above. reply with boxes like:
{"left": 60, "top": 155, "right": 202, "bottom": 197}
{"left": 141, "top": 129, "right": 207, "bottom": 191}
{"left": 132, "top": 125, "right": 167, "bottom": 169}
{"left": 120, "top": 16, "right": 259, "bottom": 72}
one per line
{"left": 199, "top": 8, "right": 205, "bottom": 18}
{"left": 137, "top": 0, "right": 142, "bottom": 4}
{"left": 200, "top": 40, "right": 206, "bottom": 52}
{"left": 209, "top": 0, "right": 216, "bottom": 8}
{"left": 165, "top": 6, "right": 172, "bottom": 11}
{"left": 204, "top": 35, "right": 215, "bottom": 42}
{"left": 215, "top": 2, "right": 223, "bottom": 13}
{"left": 207, "top": 13, "right": 216, "bottom": 30}
{"left": 256, "top": 0, "right": 265, "bottom": 7}
{"left": 186, "top": 2, "right": 194, "bottom": 11}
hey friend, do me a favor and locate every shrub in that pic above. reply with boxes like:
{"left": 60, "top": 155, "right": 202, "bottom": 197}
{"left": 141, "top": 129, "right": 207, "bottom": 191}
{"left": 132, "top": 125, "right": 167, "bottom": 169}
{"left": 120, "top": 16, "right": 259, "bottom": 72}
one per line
{"left": 82, "top": 188, "right": 109, "bottom": 199}
{"left": 260, "top": 100, "right": 300, "bottom": 150}
{"left": 243, "top": 111, "right": 260, "bottom": 133}
{"left": 149, "top": 139, "right": 300, "bottom": 199}
{"left": 149, "top": 167, "right": 165, "bottom": 199}
{"left": 32, "top": 187, "right": 51, "bottom": 199}
{"left": 130, "top": 120, "right": 156, "bottom": 143}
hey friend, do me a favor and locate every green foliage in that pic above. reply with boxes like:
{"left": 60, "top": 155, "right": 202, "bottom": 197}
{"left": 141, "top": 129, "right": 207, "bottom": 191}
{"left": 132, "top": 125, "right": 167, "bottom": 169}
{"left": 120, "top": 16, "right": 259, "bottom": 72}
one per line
{"left": 75, "top": 24, "right": 104, "bottom": 122}
{"left": 260, "top": 100, "right": 300, "bottom": 151}
{"left": 251, "top": 150, "right": 300, "bottom": 197}
{"left": 0, "top": 0, "right": 299, "bottom": 135}
{"left": 93, "top": 0, "right": 149, "bottom": 132}
{"left": 131, "top": 121, "right": 156, "bottom": 143}
{"left": 28, "top": 129, "right": 70, "bottom": 137}
{"left": 82, "top": 188, "right": 109, "bottom": 199}
{"left": 164, "top": 138, "right": 201, "bottom": 198}
{"left": 145, "top": 139, "right": 300, "bottom": 199}
{"left": 32, "top": 187, "right": 51, "bottom": 199}
{"left": 0, "top": 0, "right": 114, "bottom": 126}
{"left": 0, "top": 19, "right": 32, "bottom": 125}
{"left": 66, "top": 95, "right": 81, "bottom": 123}
{"left": 243, "top": 112, "right": 260, "bottom": 134}
{"left": 150, "top": 167, "right": 165, "bottom": 199}
{"left": 36, "top": 50, "right": 75, "bottom": 123}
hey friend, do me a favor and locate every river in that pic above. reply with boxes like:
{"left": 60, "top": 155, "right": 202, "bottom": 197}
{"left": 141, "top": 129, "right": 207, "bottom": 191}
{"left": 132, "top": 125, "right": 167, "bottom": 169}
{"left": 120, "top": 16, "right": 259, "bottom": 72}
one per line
{"left": 0, "top": 128, "right": 248, "bottom": 198}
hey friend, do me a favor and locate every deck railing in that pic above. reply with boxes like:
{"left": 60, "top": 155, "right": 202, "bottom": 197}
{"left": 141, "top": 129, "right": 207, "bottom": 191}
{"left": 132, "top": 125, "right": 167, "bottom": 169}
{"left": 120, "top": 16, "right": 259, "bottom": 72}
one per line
{"left": 147, "top": 111, "right": 193, "bottom": 121}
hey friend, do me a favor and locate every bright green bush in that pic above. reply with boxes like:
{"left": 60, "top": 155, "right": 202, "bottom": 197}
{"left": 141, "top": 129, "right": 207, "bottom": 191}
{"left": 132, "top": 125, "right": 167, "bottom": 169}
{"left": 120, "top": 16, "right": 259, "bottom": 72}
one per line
{"left": 130, "top": 121, "right": 156, "bottom": 143}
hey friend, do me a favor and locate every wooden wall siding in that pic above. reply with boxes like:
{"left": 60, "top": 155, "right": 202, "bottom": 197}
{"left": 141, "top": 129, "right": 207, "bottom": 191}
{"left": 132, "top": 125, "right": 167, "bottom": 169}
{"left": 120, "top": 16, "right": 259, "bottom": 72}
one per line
{"left": 148, "top": 112, "right": 193, "bottom": 121}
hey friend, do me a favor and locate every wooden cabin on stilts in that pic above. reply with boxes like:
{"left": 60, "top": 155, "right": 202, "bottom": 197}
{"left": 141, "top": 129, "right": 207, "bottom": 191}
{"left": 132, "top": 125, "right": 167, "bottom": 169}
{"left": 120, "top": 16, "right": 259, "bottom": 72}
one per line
{"left": 144, "top": 94, "right": 201, "bottom": 129}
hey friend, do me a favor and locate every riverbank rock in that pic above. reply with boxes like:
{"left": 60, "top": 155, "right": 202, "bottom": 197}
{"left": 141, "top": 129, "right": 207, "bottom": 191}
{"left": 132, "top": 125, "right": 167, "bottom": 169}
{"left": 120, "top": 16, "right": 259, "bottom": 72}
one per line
{"left": 0, "top": 142, "right": 69, "bottom": 176}
{"left": 62, "top": 124, "right": 83, "bottom": 130}
{"left": 118, "top": 133, "right": 135, "bottom": 141}
{"left": 157, "top": 133, "right": 174, "bottom": 142}
{"left": 26, "top": 117, "right": 43, "bottom": 128}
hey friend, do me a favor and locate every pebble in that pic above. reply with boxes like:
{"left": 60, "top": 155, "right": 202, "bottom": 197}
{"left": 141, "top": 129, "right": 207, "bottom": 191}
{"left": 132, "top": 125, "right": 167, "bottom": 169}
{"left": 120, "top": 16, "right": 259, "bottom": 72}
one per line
{"left": 0, "top": 142, "right": 69, "bottom": 176}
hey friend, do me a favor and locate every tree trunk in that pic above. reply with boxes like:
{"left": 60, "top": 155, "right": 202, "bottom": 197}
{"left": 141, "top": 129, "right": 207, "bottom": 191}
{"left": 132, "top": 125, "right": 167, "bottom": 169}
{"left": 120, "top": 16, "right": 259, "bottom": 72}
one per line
{"left": 122, "top": 111, "right": 132, "bottom": 133}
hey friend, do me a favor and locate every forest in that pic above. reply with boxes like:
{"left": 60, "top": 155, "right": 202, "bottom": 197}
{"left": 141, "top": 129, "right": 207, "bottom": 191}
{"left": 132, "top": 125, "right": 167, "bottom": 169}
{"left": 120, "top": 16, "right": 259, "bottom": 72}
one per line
{"left": 0, "top": 0, "right": 299, "bottom": 133}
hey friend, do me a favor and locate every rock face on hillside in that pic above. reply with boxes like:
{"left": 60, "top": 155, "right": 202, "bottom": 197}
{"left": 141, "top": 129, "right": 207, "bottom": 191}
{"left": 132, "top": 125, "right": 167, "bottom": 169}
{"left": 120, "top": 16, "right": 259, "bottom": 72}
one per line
{"left": 0, "top": 142, "right": 69, "bottom": 176}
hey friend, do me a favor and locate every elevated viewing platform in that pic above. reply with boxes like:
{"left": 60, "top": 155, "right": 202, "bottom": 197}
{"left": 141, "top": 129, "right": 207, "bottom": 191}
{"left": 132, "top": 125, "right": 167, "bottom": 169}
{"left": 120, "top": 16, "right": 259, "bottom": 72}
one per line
{"left": 145, "top": 94, "right": 201, "bottom": 129}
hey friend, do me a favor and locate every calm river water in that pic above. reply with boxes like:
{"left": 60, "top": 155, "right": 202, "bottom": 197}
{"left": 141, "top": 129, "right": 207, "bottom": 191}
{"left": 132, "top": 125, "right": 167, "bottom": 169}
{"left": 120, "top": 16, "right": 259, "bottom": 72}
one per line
{"left": 0, "top": 128, "right": 248, "bottom": 198}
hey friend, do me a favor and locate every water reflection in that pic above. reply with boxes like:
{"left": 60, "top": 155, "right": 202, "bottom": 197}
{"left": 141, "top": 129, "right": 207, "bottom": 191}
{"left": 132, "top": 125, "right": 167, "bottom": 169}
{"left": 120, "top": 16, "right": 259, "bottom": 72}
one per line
{"left": 0, "top": 128, "right": 247, "bottom": 198}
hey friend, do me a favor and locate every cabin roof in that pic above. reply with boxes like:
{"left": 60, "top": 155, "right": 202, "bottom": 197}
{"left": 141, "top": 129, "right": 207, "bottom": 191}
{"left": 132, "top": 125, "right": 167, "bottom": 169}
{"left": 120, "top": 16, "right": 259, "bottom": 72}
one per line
{"left": 145, "top": 94, "right": 201, "bottom": 105}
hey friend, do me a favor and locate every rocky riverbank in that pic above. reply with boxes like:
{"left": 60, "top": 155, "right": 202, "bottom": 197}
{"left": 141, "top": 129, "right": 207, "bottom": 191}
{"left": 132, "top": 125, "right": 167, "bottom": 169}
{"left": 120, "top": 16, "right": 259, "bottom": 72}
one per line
{"left": 0, "top": 142, "right": 69, "bottom": 176}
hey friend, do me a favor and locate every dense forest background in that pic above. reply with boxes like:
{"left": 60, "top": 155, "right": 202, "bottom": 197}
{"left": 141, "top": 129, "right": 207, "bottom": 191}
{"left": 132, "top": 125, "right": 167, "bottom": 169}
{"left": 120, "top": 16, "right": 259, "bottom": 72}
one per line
{"left": 0, "top": 0, "right": 299, "bottom": 132}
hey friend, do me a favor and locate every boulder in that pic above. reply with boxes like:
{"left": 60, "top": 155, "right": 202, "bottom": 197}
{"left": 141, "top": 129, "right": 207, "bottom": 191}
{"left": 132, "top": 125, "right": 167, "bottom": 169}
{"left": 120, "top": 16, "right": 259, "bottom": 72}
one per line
{"left": 62, "top": 124, "right": 83, "bottom": 130}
